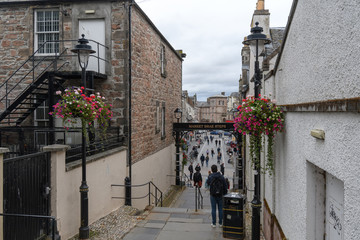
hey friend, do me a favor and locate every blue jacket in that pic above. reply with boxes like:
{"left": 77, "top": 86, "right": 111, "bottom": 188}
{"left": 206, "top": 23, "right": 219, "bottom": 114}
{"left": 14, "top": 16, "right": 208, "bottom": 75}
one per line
{"left": 206, "top": 172, "right": 228, "bottom": 196}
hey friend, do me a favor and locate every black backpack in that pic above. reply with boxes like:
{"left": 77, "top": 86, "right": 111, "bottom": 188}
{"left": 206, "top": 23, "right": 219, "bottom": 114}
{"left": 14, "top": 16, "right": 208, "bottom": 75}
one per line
{"left": 210, "top": 176, "right": 223, "bottom": 197}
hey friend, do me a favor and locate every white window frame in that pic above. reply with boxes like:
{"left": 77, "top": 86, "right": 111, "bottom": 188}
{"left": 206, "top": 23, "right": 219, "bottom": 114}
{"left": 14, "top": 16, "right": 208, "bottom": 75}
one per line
{"left": 160, "top": 45, "right": 166, "bottom": 77}
{"left": 161, "top": 103, "right": 166, "bottom": 139}
{"left": 34, "top": 9, "right": 60, "bottom": 55}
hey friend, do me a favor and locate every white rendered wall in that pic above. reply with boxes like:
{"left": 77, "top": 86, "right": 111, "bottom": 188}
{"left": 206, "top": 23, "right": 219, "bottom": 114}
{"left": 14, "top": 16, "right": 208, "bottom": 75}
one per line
{"left": 131, "top": 144, "right": 175, "bottom": 209}
{"left": 275, "top": 1, "right": 360, "bottom": 105}
{"left": 273, "top": 1, "right": 360, "bottom": 238}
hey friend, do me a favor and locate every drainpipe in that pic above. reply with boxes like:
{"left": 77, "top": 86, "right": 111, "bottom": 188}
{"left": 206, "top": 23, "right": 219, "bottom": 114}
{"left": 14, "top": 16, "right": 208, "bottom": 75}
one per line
{"left": 126, "top": 0, "right": 133, "bottom": 206}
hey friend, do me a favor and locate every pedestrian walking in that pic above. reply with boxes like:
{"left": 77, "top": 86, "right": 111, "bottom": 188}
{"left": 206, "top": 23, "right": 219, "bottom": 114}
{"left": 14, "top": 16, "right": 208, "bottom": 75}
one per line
{"left": 200, "top": 154, "right": 205, "bottom": 167}
{"left": 217, "top": 152, "right": 222, "bottom": 164}
{"left": 193, "top": 167, "right": 202, "bottom": 188}
{"left": 219, "top": 140, "right": 221, "bottom": 147}
{"left": 206, "top": 164, "right": 228, "bottom": 228}
{"left": 195, "top": 163, "right": 201, "bottom": 172}
{"left": 188, "top": 162, "right": 194, "bottom": 181}
{"left": 205, "top": 155, "right": 210, "bottom": 167}
{"left": 215, "top": 139, "right": 218, "bottom": 146}
{"left": 217, "top": 147, "right": 221, "bottom": 153}
{"left": 211, "top": 148, "right": 215, "bottom": 158}
{"left": 220, "top": 162, "right": 225, "bottom": 175}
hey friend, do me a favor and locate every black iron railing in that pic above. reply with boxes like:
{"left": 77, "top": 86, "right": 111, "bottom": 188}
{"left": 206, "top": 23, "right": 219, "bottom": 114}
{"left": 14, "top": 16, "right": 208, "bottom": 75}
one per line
{"left": 0, "top": 39, "right": 109, "bottom": 125}
{"left": 0, "top": 126, "right": 125, "bottom": 162}
{"left": 0, "top": 213, "right": 59, "bottom": 240}
{"left": 195, "top": 186, "right": 203, "bottom": 212}
{"left": 111, "top": 181, "right": 163, "bottom": 207}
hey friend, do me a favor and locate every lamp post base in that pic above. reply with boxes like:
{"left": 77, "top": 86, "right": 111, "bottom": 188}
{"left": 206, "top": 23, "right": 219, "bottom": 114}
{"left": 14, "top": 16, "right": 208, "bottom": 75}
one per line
{"left": 251, "top": 198, "right": 261, "bottom": 240}
{"left": 79, "top": 182, "right": 89, "bottom": 239}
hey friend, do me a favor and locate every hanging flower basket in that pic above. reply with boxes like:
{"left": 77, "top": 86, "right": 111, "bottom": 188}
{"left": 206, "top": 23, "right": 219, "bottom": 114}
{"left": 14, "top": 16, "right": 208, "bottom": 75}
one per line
{"left": 49, "top": 87, "right": 113, "bottom": 136}
{"left": 233, "top": 95, "right": 284, "bottom": 175}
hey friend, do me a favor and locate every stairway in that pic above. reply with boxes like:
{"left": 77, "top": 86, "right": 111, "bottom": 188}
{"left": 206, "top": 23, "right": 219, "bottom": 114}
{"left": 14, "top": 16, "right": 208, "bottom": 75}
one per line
{"left": 0, "top": 72, "right": 66, "bottom": 126}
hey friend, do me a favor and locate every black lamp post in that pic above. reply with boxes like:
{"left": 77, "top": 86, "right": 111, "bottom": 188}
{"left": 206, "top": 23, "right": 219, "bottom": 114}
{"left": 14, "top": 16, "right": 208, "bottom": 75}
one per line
{"left": 243, "top": 22, "right": 271, "bottom": 240}
{"left": 71, "top": 34, "right": 95, "bottom": 240}
{"left": 174, "top": 108, "right": 182, "bottom": 185}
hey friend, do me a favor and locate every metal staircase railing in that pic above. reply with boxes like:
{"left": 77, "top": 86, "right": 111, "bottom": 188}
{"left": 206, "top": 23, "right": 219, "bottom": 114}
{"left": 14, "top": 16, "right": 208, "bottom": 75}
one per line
{"left": 0, "top": 39, "right": 108, "bottom": 126}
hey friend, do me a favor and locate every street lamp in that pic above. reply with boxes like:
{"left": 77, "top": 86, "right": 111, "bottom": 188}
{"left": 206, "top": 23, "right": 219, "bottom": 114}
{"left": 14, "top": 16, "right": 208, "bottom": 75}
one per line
{"left": 174, "top": 108, "right": 182, "bottom": 186}
{"left": 243, "top": 22, "right": 271, "bottom": 240}
{"left": 71, "top": 34, "right": 96, "bottom": 240}
{"left": 174, "top": 108, "right": 182, "bottom": 123}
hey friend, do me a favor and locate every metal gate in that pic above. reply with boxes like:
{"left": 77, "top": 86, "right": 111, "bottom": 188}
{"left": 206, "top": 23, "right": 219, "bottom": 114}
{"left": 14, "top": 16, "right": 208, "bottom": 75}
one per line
{"left": 3, "top": 152, "right": 51, "bottom": 240}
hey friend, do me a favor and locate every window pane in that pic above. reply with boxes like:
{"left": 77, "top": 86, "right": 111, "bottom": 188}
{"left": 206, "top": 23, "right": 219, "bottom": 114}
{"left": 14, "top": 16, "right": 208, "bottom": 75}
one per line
{"left": 37, "top": 11, "right": 44, "bottom": 21}
{"left": 35, "top": 10, "right": 59, "bottom": 54}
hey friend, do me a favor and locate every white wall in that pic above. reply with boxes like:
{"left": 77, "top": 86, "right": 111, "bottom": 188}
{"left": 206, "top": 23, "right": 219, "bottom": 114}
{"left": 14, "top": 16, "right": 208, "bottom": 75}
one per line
{"left": 130, "top": 144, "right": 175, "bottom": 209}
{"left": 273, "top": 1, "right": 360, "bottom": 239}
{"left": 46, "top": 146, "right": 127, "bottom": 239}
{"left": 276, "top": 1, "right": 360, "bottom": 105}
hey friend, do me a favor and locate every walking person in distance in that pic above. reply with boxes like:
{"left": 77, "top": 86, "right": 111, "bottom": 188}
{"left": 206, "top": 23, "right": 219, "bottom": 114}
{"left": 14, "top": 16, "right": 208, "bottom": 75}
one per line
{"left": 206, "top": 164, "right": 228, "bottom": 228}
{"left": 188, "top": 162, "right": 194, "bottom": 181}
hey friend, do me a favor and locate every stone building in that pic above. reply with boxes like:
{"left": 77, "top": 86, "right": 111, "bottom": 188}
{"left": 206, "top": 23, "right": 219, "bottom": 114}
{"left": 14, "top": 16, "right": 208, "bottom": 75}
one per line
{"left": 0, "top": 0, "right": 183, "bottom": 238}
{"left": 197, "top": 92, "right": 228, "bottom": 123}
{"left": 242, "top": 0, "right": 360, "bottom": 239}
{"left": 226, "top": 92, "right": 240, "bottom": 120}
{"left": 262, "top": 0, "right": 360, "bottom": 239}
{"left": 181, "top": 90, "right": 197, "bottom": 122}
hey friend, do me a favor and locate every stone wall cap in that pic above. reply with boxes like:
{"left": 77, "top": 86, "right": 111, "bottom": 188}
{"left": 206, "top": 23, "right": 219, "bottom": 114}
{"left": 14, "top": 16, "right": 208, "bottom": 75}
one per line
{"left": 43, "top": 144, "right": 71, "bottom": 152}
{"left": 0, "top": 148, "right": 10, "bottom": 154}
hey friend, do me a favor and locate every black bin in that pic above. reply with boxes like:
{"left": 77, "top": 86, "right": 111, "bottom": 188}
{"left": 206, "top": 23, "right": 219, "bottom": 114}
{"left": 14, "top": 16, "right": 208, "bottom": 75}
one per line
{"left": 223, "top": 193, "right": 245, "bottom": 239}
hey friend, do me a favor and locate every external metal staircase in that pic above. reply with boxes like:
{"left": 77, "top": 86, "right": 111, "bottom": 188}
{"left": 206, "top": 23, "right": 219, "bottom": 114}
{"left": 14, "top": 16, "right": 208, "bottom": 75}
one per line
{"left": 0, "top": 45, "right": 70, "bottom": 127}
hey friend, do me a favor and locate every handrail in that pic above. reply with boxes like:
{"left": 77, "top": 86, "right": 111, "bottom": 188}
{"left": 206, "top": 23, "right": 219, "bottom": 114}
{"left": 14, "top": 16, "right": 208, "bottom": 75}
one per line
{"left": 0, "top": 38, "right": 109, "bottom": 114}
{"left": 0, "top": 213, "right": 59, "bottom": 240}
{"left": 195, "top": 186, "right": 203, "bottom": 212}
{"left": 111, "top": 181, "right": 163, "bottom": 207}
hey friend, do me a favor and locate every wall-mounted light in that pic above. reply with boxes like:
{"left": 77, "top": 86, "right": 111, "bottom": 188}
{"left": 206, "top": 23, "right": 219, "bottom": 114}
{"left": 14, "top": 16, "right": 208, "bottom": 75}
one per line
{"left": 310, "top": 129, "right": 325, "bottom": 140}
{"left": 85, "top": 10, "right": 95, "bottom": 14}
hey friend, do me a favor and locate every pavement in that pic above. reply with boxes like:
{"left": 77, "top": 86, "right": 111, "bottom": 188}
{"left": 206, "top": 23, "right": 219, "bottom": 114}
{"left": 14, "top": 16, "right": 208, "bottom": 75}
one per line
{"left": 122, "top": 133, "right": 246, "bottom": 240}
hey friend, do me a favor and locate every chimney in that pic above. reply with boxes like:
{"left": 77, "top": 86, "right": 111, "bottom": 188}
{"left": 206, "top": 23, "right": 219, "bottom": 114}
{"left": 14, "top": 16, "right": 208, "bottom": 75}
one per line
{"left": 256, "top": 0, "right": 264, "bottom": 10}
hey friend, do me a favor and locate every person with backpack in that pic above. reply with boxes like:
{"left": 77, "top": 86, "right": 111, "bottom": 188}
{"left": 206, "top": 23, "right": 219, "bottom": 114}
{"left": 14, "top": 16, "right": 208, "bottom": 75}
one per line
{"left": 206, "top": 164, "right": 228, "bottom": 228}
{"left": 193, "top": 167, "right": 202, "bottom": 188}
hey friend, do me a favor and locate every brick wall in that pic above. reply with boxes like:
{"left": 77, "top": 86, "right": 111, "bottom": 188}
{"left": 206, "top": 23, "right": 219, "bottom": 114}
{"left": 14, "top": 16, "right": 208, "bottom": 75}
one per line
{"left": 130, "top": 6, "right": 182, "bottom": 163}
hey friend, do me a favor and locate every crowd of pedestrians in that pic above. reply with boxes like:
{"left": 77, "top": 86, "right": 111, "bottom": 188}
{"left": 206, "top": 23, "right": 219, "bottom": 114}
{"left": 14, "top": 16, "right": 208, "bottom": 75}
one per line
{"left": 184, "top": 131, "right": 234, "bottom": 228}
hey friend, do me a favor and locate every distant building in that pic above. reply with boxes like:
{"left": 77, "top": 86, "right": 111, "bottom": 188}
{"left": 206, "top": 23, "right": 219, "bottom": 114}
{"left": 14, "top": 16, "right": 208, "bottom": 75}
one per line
{"left": 197, "top": 92, "right": 227, "bottom": 123}
{"left": 227, "top": 92, "right": 240, "bottom": 120}
{"left": 181, "top": 90, "right": 197, "bottom": 122}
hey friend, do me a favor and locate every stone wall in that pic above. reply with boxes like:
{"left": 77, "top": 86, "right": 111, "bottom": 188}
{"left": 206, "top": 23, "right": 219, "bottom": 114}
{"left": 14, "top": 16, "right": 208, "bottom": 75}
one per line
{"left": 0, "top": 1, "right": 128, "bottom": 132}
{"left": 130, "top": 6, "right": 182, "bottom": 163}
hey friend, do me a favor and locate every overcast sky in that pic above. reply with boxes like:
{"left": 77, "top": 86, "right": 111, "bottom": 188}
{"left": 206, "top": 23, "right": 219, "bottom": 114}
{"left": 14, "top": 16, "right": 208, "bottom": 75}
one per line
{"left": 136, "top": 0, "right": 293, "bottom": 101}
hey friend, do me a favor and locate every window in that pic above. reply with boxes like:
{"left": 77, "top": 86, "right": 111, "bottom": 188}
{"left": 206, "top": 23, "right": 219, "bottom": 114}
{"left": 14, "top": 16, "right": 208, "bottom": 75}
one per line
{"left": 155, "top": 101, "right": 160, "bottom": 133}
{"left": 160, "top": 45, "right": 166, "bottom": 77}
{"left": 35, "top": 100, "right": 49, "bottom": 146}
{"left": 161, "top": 103, "right": 166, "bottom": 139}
{"left": 35, "top": 9, "right": 59, "bottom": 54}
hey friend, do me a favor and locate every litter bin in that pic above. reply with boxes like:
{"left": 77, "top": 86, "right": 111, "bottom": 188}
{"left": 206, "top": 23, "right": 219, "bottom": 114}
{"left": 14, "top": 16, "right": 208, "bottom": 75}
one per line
{"left": 223, "top": 192, "right": 245, "bottom": 239}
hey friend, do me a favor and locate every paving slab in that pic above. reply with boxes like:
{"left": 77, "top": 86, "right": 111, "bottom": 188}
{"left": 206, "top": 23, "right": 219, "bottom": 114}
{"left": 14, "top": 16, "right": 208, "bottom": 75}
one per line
{"left": 122, "top": 227, "right": 161, "bottom": 240}
{"left": 156, "top": 229, "right": 224, "bottom": 240}
{"left": 163, "top": 222, "right": 213, "bottom": 232}
{"left": 145, "top": 213, "right": 170, "bottom": 221}
{"left": 143, "top": 222, "right": 166, "bottom": 229}
{"left": 152, "top": 207, "right": 188, "bottom": 213}
{"left": 168, "top": 217, "right": 203, "bottom": 223}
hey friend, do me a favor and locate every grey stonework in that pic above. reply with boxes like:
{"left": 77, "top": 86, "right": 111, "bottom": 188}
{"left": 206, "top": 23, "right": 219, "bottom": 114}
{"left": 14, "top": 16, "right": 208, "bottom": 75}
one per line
{"left": 0, "top": 0, "right": 183, "bottom": 163}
